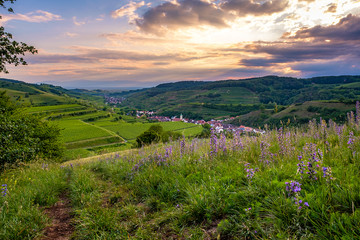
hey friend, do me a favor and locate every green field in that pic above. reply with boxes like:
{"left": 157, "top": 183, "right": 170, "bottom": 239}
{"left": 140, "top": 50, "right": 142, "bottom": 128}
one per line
{"left": 94, "top": 121, "right": 202, "bottom": 140}
{"left": 18, "top": 102, "right": 203, "bottom": 160}
{"left": 56, "top": 120, "right": 114, "bottom": 143}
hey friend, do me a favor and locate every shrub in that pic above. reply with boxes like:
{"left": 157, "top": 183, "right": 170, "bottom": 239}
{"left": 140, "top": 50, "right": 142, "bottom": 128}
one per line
{"left": 0, "top": 91, "right": 64, "bottom": 169}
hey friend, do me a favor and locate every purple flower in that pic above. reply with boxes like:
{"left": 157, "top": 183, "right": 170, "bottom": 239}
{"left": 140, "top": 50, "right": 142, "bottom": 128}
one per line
{"left": 244, "top": 163, "right": 257, "bottom": 181}
{"left": 1, "top": 184, "right": 7, "bottom": 197}
{"left": 304, "top": 202, "right": 309, "bottom": 207}
{"left": 322, "top": 166, "right": 333, "bottom": 181}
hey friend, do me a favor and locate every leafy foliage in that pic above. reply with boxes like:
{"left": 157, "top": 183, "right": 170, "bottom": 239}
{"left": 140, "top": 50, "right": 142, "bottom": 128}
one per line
{"left": 135, "top": 124, "right": 182, "bottom": 147}
{"left": 0, "top": 91, "right": 63, "bottom": 168}
{"left": 0, "top": 0, "right": 37, "bottom": 73}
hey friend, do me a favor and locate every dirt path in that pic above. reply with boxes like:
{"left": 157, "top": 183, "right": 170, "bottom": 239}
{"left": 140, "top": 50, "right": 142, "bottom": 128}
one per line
{"left": 40, "top": 192, "right": 74, "bottom": 240}
{"left": 80, "top": 120, "right": 119, "bottom": 137}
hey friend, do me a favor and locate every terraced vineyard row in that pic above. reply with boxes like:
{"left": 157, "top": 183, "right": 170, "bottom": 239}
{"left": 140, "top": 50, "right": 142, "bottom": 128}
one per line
{"left": 26, "top": 104, "right": 202, "bottom": 160}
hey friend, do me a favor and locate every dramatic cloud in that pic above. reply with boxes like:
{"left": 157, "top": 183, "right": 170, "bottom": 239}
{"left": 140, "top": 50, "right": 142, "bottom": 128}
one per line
{"left": 111, "top": 1, "right": 149, "bottom": 24}
{"left": 27, "top": 47, "right": 216, "bottom": 64}
{"left": 135, "top": 0, "right": 290, "bottom": 34}
{"left": 325, "top": 3, "right": 337, "bottom": 13}
{"left": 221, "top": 0, "right": 289, "bottom": 16}
{"left": 239, "top": 41, "right": 359, "bottom": 67}
{"left": 0, "top": 10, "right": 62, "bottom": 24}
{"left": 5, "top": 0, "right": 360, "bottom": 88}
{"left": 290, "top": 14, "right": 360, "bottom": 41}
{"left": 236, "top": 14, "right": 360, "bottom": 74}
{"left": 136, "top": 0, "right": 230, "bottom": 34}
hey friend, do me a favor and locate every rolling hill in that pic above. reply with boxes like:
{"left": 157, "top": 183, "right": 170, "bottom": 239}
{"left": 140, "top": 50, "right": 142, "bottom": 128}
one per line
{"left": 116, "top": 75, "right": 360, "bottom": 124}
{"left": 2, "top": 75, "right": 360, "bottom": 129}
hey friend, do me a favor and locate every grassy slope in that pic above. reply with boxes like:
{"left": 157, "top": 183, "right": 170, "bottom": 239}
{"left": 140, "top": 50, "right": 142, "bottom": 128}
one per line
{"left": 230, "top": 101, "right": 356, "bottom": 128}
{"left": 123, "top": 87, "right": 258, "bottom": 111}
{"left": 56, "top": 119, "right": 114, "bottom": 142}
{"left": 0, "top": 86, "right": 70, "bottom": 106}
{"left": 2, "top": 117, "right": 360, "bottom": 239}
{"left": 120, "top": 76, "right": 360, "bottom": 120}
{"left": 94, "top": 120, "right": 202, "bottom": 140}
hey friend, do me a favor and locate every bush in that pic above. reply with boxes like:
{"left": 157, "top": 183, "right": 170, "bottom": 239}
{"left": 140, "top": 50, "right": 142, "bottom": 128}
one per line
{"left": 135, "top": 124, "right": 183, "bottom": 147}
{"left": 0, "top": 91, "right": 64, "bottom": 169}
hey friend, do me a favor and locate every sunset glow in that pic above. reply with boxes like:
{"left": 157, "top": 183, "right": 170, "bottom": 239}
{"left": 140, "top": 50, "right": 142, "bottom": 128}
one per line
{"left": 1, "top": 0, "right": 360, "bottom": 88}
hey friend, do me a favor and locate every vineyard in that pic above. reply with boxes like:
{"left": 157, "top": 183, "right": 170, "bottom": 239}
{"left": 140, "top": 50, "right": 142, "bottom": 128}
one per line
{"left": 22, "top": 104, "right": 202, "bottom": 160}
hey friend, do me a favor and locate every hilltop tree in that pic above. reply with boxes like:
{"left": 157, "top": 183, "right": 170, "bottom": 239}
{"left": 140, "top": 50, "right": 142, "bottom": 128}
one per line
{"left": 1, "top": 0, "right": 37, "bottom": 73}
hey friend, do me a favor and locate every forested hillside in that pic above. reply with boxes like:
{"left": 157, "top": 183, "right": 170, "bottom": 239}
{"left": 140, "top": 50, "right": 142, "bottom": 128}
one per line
{"left": 113, "top": 75, "right": 360, "bottom": 124}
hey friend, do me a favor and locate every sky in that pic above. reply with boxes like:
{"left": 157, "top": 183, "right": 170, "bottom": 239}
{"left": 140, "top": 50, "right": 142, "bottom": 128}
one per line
{"left": 1, "top": 0, "right": 360, "bottom": 89}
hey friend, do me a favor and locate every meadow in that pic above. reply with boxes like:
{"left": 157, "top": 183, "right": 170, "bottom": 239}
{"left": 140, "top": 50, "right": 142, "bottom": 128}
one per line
{"left": 1, "top": 104, "right": 360, "bottom": 239}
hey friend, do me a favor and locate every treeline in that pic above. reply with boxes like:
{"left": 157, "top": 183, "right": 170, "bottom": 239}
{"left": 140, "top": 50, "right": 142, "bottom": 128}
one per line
{"left": 83, "top": 114, "right": 111, "bottom": 122}
{"left": 47, "top": 110, "right": 97, "bottom": 120}
{"left": 202, "top": 103, "right": 276, "bottom": 115}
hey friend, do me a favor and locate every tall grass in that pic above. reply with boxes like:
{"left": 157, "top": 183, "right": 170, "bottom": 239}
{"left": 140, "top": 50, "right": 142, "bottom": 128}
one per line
{"left": 1, "top": 103, "right": 360, "bottom": 239}
{"left": 0, "top": 163, "right": 69, "bottom": 239}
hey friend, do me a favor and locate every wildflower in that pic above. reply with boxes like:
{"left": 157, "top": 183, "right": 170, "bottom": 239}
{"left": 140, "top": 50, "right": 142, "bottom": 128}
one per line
{"left": 356, "top": 101, "right": 360, "bottom": 125}
{"left": 259, "top": 141, "right": 272, "bottom": 164}
{"left": 244, "top": 163, "right": 258, "bottom": 181}
{"left": 297, "top": 144, "right": 323, "bottom": 181}
{"left": 322, "top": 166, "right": 333, "bottom": 182}
{"left": 285, "top": 181, "right": 301, "bottom": 197}
{"left": 209, "top": 128, "right": 218, "bottom": 157}
{"left": 1, "top": 184, "right": 8, "bottom": 197}
{"left": 245, "top": 207, "right": 251, "bottom": 211}
{"left": 219, "top": 133, "right": 227, "bottom": 154}
{"left": 296, "top": 200, "right": 309, "bottom": 209}
{"left": 180, "top": 137, "right": 186, "bottom": 156}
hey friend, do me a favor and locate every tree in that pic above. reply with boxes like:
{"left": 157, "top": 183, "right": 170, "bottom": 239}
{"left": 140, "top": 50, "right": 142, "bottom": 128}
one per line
{"left": 196, "top": 123, "right": 211, "bottom": 138}
{"left": 135, "top": 124, "right": 182, "bottom": 147}
{"left": 1, "top": 0, "right": 37, "bottom": 73}
{"left": 0, "top": 91, "right": 64, "bottom": 169}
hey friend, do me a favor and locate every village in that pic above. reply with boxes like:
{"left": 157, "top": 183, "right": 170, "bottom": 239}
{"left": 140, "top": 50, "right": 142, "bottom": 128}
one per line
{"left": 136, "top": 110, "right": 265, "bottom": 134}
